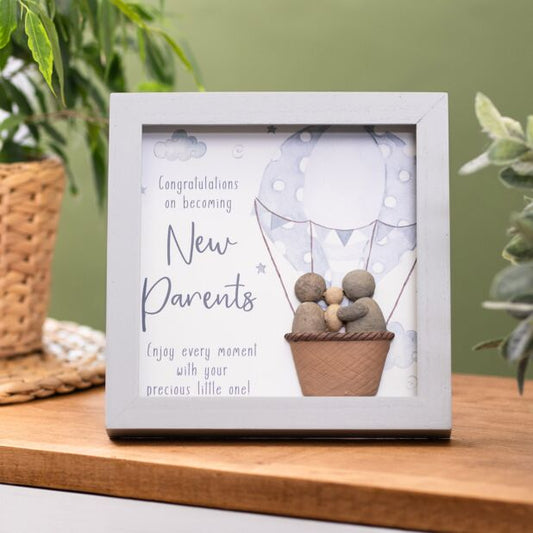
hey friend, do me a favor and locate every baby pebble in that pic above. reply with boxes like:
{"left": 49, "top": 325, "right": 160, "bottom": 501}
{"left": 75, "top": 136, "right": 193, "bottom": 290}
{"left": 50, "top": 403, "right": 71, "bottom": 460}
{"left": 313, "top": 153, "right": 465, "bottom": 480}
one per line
{"left": 324, "top": 304, "right": 343, "bottom": 332}
{"left": 324, "top": 286, "right": 343, "bottom": 305}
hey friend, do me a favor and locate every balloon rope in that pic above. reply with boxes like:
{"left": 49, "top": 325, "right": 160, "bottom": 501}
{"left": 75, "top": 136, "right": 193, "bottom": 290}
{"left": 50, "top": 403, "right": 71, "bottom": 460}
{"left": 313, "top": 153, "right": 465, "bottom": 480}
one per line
{"left": 364, "top": 220, "right": 378, "bottom": 271}
{"left": 254, "top": 199, "right": 295, "bottom": 314}
{"left": 309, "top": 220, "right": 314, "bottom": 272}
{"left": 386, "top": 259, "right": 417, "bottom": 325}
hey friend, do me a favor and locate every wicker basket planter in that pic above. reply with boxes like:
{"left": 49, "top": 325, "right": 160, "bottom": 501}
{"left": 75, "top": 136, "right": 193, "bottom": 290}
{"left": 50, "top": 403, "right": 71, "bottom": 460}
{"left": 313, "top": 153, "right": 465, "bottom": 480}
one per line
{"left": 0, "top": 158, "right": 65, "bottom": 358}
{"left": 285, "top": 330, "right": 394, "bottom": 396}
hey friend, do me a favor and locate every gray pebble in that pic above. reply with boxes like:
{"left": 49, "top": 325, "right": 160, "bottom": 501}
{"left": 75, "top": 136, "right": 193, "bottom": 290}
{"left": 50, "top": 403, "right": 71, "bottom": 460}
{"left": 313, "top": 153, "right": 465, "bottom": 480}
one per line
{"left": 294, "top": 273, "right": 326, "bottom": 303}
{"left": 342, "top": 270, "right": 375, "bottom": 301}
{"left": 339, "top": 297, "right": 386, "bottom": 333}
{"left": 292, "top": 302, "right": 327, "bottom": 333}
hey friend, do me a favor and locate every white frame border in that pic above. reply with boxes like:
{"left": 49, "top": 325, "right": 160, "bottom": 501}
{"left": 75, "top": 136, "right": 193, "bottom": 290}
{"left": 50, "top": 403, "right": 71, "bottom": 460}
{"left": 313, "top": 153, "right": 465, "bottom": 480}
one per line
{"left": 106, "top": 92, "right": 450, "bottom": 437}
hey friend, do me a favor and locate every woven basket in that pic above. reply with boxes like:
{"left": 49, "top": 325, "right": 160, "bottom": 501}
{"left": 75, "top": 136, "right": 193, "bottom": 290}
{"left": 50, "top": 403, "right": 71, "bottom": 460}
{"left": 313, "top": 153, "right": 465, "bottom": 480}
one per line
{"left": 0, "top": 158, "right": 65, "bottom": 358}
{"left": 285, "top": 331, "right": 394, "bottom": 396}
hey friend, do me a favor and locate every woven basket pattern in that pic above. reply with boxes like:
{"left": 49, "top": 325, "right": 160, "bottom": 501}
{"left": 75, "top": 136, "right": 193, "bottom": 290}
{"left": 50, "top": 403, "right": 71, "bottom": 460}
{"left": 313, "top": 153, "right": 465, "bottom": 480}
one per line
{"left": 0, "top": 159, "right": 65, "bottom": 357}
{"left": 0, "top": 318, "right": 105, "bottom": 405}
{"left": 285, "top": 331, "right": 394, "bottom": 396}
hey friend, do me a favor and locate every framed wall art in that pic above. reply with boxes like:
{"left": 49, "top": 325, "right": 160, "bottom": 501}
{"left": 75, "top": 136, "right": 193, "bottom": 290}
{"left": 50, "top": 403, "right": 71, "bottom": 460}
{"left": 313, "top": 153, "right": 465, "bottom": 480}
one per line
{"left": 106, "top": 92, "right": 450, "bottom": 437}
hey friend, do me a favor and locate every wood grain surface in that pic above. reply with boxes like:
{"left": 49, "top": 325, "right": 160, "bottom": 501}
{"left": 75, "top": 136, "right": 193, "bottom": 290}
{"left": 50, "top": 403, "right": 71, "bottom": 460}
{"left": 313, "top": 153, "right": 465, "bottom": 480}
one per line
{"left": 0, "top": 374, "right": 532, "bottom": 532}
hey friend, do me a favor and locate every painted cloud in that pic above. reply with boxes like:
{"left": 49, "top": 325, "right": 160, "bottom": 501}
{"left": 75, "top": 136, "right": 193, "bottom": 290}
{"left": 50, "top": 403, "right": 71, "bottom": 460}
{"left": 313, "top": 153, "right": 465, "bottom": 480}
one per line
{"left": 154, "top": 129, "right": 207, "bottom": 161}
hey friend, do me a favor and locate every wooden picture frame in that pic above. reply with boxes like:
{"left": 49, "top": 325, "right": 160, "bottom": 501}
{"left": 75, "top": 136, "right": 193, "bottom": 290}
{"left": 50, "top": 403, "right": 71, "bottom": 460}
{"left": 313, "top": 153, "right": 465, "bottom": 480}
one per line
{"left": 106, "top": 92, "right": 450, "bottom": 437}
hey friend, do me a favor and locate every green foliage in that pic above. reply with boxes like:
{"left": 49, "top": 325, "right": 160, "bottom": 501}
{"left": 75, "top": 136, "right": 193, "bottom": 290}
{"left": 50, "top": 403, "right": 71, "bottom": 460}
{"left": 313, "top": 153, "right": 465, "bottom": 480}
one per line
{"left": 0, "top": 0, "right": 203, "bottom": 205}
{"left": 461, "top": 92, "right": 533, "bottom": 394}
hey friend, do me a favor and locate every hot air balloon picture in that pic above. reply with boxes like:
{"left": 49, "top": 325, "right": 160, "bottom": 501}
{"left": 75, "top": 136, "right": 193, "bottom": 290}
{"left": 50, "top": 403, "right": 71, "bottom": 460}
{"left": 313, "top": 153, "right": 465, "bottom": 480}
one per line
{"left": 254, "top": 125, "right": 418, "bottom": 397}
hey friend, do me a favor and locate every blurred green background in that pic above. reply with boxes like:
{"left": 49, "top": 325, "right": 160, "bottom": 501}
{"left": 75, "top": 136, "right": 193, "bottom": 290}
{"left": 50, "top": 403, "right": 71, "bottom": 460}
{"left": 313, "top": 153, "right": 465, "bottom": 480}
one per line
{"left": 49, "top": 0, "right": 533, "bottom": 379}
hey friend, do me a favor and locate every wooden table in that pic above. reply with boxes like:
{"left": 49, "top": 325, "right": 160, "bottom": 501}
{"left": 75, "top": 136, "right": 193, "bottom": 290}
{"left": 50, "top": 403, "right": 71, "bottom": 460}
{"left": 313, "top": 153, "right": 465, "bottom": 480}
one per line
{"left": 0, "top": 374, "right": 532, "bottom": 533}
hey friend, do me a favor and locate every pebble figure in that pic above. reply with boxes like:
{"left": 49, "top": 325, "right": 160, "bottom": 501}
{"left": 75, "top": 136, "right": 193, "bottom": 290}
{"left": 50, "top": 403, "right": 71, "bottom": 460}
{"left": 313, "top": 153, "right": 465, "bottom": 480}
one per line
{"left": 292, "top": 273, "right": 327, "bottom": 333}
{"left": 336, "top": 270, "right": 386, "bottom": 333}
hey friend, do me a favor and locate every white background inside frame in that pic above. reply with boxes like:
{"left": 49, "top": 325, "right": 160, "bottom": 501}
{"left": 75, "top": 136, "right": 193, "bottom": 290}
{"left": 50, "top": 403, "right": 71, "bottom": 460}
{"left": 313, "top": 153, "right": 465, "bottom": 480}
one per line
{"left": 140, "top": 125, "right": 417, "bottom": 398}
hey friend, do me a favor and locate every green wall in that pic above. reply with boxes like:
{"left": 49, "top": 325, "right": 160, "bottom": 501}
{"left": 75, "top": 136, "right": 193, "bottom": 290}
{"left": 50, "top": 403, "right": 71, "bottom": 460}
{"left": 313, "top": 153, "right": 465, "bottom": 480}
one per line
{"left": 50, "top": 0, "right": 533, "bottom": 379}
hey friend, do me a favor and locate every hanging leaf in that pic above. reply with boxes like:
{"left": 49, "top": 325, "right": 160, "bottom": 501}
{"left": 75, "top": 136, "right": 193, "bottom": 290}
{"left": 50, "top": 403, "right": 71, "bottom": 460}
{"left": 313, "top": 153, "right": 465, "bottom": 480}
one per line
{"left": 490, "top": 262, "right": 533, "bottom": 301}
{"left": 98, "top": 0, "right": 117, "bottom": 75}
{"left": 499, "top": 167, "right": 533, "bottom": 189}
{"left": 502, "top": 317, "right": 533, "bottom": 363}
{"left": 473, "top": 338, "right": 503, "bottom": 351}
{"left": 512, "top": 161, "right": 533, "bottom": 176}
{"left": 0, "top": 114, "right": 25, "bottom": 135}
{"left": 24, "top": 0, "right": 65, "bottom": 105}
{"left": 24, "top": 7, "right": 55, "bottom": 95}
{"left": 488, "top": 138, "right": 529, "bottom": 164}
{"left": 136, "top": 80, "right": 172, "bottom": 92}
{"left": 144, "top": 32, "right": 174, "bottom": 86}
{"left": 475, "top": 92, "right": 508, "bottom": 139}
{"left": 86, "top": 122, "right": 108, "bottom": 207}
{"left": 502, "top": 117, "right": 524, "bottom": 139}
{"left": 503, "top": 234, "right": 533, "bottom": 263}
{"left": 0, "top": 0, "right": 17, "bottom": 49}
{"left": 517, "top": 356, "right": 530, "bottom": 394}
{"left": 459, "top": 152, "right": 491, "bottom": 175}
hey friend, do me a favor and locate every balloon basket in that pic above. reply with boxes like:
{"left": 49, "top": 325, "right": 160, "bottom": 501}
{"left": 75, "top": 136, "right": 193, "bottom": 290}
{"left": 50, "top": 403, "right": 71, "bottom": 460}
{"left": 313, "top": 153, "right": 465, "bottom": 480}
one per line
{"left": 285, "top": 331, "right": 394, "bottom": 396}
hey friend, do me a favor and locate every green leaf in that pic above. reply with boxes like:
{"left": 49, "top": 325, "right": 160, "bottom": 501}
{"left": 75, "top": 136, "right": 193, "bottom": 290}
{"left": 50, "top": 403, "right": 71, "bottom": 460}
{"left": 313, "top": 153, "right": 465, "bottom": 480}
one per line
{"left": 0, "top": 0, "right": 17, "bottom": 49}
{"left": 490, "top": 262, "right": 533, "bottom": 301}
{"left": 109, "top": 0, "right": 145, "bottom": 26}
{"left": 512, "top": 208, "right": 533, "bottom": 240}
{"left": 475, "top": 92, "right": 508, "bottom": 139}
{"left": 24, "top": 7, "right": 55, "bottom": 95}
{"left": 459, "top": 152, "right": 491, "bottom": 175}
{"left": 137, "top": 27, "right": 146, "bottom": 62}
{"left": 32, "top": 2, "right": 66, "bottom": 105}
{"left": 502, "top": 317, "right": 533, "bottom": 363}
{"left": 40, "top": 121, "right": 66, "bottom": 144}
{"left": 136, "top": 80, "right": 173, "bottom": 92}
{"left": 488, "top": 138, "right": 529, "bottom": 164}
{"left": 502, "top": 117, "right": 524, "bottom": 139}
{"left": 517, "top": 356, "right": 529, "bottom": 394}
{"left": 86, "top": 123, "right": 107, "bottom": 207}
{"left": 98, "top": 0, "right": 117, "bottom": 75}
{"left": 49, "top": 141, "right": 77, "bottom": 194}
{"left": 0, "top": 40, "right": 11, "bottom": 69}
{"left": 473, "top": 338, "right": 503, "bottom": 351}
{"left": 503, "top": 235, "right": 533, "bottom": 264}
{"left": 144, "top": 32, "right": 174, "bottom": 86}
{"left": 499, "top": 167, "right": 533, "bottom": 189}
{"left": 0, "top": 138, "right": 44, "bottom": 162}
{"left": 0, "top": 114, "right": 25, "bottom": 135}
{"left": 107, "top": 53, "right": 126, "bottom": 92}
{"left": 23, "top": 0, "right": 66, "bottom": 105}
{"left": 512, "top": 161, "right": 533, "bottom": 176}
{"left": 527, "top": 116, "right": 533, "bottom": 146}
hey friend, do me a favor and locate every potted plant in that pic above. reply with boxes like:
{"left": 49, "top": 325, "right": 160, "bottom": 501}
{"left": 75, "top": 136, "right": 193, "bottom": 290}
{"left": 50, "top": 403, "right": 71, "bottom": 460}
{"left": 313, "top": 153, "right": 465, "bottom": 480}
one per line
{"left": 0, "top": 0, "right": 202, "bottom": 357}
{"left": 460, "top": 93, "right": 533, "bottom": 393}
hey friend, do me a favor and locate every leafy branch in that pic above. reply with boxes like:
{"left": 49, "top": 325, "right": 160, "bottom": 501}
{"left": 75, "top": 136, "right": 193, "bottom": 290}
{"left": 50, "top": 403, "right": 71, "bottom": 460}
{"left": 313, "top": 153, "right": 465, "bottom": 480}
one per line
{"left": 0, "top": 0, "right": 203, "bottom": 205}
{"left": 461, "top": 92, "right": 533, "bottom": 393}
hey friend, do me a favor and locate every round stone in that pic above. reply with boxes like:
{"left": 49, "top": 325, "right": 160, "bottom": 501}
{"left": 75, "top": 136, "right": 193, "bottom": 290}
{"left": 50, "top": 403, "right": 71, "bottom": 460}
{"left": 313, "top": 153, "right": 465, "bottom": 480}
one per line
{"left": 324, "top": 286, "right": 344, "bottom": 305}
{"left": 294, "top": 273, "right": 327, "bottom": 303}
{"left": 342, "top": 270, "right": 376, "bottom": 300}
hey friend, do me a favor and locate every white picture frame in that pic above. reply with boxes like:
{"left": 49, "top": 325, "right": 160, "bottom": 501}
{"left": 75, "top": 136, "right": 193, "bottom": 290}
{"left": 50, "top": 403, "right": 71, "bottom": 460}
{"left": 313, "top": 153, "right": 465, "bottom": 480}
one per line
{"left": 106, "top": 92, "right": 450, "bottom": 437}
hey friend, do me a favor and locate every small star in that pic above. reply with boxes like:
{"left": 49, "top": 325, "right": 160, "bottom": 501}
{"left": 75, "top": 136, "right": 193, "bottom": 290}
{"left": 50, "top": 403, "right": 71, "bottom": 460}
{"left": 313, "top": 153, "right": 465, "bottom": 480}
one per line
{"left": 141, "top": 185, "right": 147, "bottom": 194}
{"left": 256, "top": 262, "right": 266, "bottom": 274}
{"left": 267, "top": 125, "right": 277, "bottom": 134}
